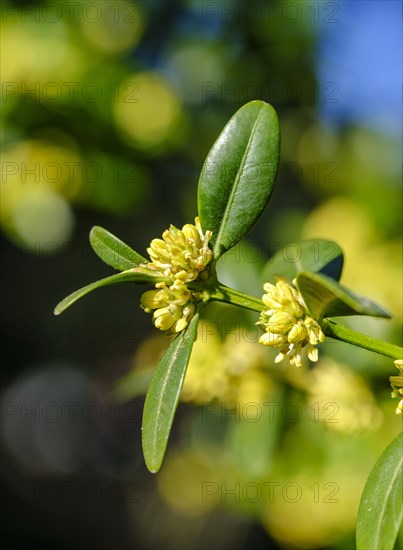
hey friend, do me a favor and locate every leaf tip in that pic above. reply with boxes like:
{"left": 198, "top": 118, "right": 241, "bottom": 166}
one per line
{"left": 143, "top": 453, "right": 162, "bottom": 474}
{"left": 53, "top": 303, "right": 63, "bottom": 316}
{"left": 89, "top": 225, "right": 101, "bottom": 236}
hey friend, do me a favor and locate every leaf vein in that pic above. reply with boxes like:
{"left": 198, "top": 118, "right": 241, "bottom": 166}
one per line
{"left": 214, "top": 105, "right": 264, "bottom": 256}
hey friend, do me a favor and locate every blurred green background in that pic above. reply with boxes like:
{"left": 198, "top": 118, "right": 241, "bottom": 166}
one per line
{"left": 1, "top": 1, "right": 401, "bottom": 549}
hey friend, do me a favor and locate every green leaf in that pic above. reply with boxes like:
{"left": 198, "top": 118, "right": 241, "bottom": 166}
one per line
{"left": 261, "top": 239, "right": 344, "bottom": 283}
{"left": 54, "top": 268, "right": 165, "bottom": 315}
{"left": 142, "top": 313, "right": 199, "bottom": 473}
{"left": 198, "top": 100, "right": 280, "bottom": 259}
{"left": 296, "top": 271, "right": 391, "bottom": 320}
{"left": 90, "top": 225, "right": 147, "bottom": 271}
{"left": 356, "top": 432, "right": 403, "bottom": 550}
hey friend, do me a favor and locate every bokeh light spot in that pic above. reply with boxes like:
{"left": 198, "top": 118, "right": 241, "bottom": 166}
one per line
{"left": 79, "top": 0, "right": 144, "bottom": 54}
{"left": 113, "top": 72, "right": 182, "bottom": 150}
{"left": 10, "top": 189, "right": 74, "bottom": 252}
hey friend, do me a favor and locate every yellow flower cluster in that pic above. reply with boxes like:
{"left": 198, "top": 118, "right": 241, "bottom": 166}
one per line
{"left": 141, "top": 280, "right": 196, "bottom": 334}
{"left": 257, "top": 277, "right": 325, "bottom": 367}
{"left": 147, "top": 217, "right": 212, "bottom": 283}
{"left": 141, "top": 217, "right": 212, "bottom": 334}
{"left": 390, "top": 359, "right": 403, "bottom": 414}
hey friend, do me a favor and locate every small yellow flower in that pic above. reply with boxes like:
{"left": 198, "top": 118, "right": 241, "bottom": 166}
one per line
{"left": 141, "top": 280, "right": 196, "bottom": 334}
{"left": 390, "top": 359, "right": 403, "bottom": 415}
{"left": 257, "top": 277, "right": 325, "bottom": 367}
{"left": 141, "top": 216, "right": 213, "bottom": 334}
{"left": 147, "top": 216, "right": 213, "bottom": 283}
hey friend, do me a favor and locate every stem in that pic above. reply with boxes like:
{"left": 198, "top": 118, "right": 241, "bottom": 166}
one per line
{"left": 322, "top": 319, "right": 402, "bottom": 359}
{"left": 207, "top": 283, "right": 264, "bottom": 313}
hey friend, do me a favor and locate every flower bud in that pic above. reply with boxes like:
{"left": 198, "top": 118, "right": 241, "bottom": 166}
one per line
{"left": 288, "top": 322, "right": 307, "bottom": 343}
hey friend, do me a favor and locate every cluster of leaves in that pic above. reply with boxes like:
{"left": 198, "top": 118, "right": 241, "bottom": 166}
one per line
{"left": 55, "top": 101, "right": 401, "bottom": 549}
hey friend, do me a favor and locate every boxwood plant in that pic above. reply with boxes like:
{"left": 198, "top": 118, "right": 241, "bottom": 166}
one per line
{"left": 55, "top": 101, "right": 402, "bottom": 550}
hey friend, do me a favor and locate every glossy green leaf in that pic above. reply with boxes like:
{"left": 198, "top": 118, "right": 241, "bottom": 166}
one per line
{"left": 90, "top": 225, "right": 147, "bottom": 271}
{"left": 142, "top": 313, "right": 199, "bottom": 473}
{"left": 356, "top": 431, "right": 403, "bottom": 550}
{"left": 261, "top": 239, "right": 344, "bottom": 283}
{"left": 198, "top": 100, "right": 280, "bottom": 259}
{"left": 54, "top": 268, "right": 165, "bottom": 315}
{"left": 296, "top": 272, "right": 391, "bottom": 320}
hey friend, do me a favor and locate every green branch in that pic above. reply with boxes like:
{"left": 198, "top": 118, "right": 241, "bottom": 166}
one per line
{"left": 208, "top": 283, "right": 264, "bottom": 313}
{"left": 322, "top": 319, "right": 402, "bottom": 360}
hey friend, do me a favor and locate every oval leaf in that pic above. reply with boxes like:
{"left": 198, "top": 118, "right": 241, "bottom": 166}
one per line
{"left": 262, "top": 239, "right": 344, "bottom": 283}
{"left": 198, "top": 100, "right": 280, "bottom": 259}
{"left": 296, "top": 272, "right": 391, "bottom": 320}
{"left": 54, "top": 268, "right": 165, "bottom": 315}
{"left": 90, "top": 226, "right": 147, "bottom": 271}
{"left": 142, "top": 313, "right": 199, "bottom": 473}
{"left": 356, "top": 431, "right": 403, "bottom": 550}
